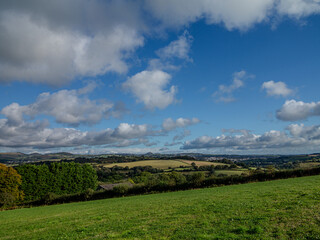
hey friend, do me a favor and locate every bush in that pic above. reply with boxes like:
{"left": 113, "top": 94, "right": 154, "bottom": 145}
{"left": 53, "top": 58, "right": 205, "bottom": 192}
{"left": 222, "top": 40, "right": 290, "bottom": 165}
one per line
{"left": 113, "top": 185, "right": 129, "bottom": 195}
{"left": 188, "top": 172, "right": 205, "bottom": 186}
{"left": 0, "top": 192, "right": 16, "bottom": 207}
{"left": 42, "top": 192, "right": 59, "bottom": 205}
{"left": 84, "top": 188, "right": 95, "bottom": 200}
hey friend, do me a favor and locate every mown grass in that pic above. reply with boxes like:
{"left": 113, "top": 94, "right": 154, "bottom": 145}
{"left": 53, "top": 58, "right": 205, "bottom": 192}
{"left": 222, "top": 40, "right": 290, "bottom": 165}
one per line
{"left": 104, "top": 159, "right": 228, "bottom": 169}
{"left": 1, "top": 175, "right": 320, "bottom": 239}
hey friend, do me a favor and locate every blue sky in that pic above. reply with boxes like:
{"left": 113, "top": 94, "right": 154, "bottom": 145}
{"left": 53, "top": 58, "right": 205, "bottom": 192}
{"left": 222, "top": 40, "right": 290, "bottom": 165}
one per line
{"left": 1, "top": 0, "right": 320, "bottom": 154}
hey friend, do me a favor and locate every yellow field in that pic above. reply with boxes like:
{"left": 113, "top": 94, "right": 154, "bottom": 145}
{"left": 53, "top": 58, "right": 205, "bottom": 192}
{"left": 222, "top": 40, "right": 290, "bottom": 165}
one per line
{"left": 298, "top": 162, "right": 320, "bottom": 169}
{"left": 104, "top": 160, "right": 189, "bottom": 169}
{"left": 104, "top": 159, "right": 228, "bottom": 169}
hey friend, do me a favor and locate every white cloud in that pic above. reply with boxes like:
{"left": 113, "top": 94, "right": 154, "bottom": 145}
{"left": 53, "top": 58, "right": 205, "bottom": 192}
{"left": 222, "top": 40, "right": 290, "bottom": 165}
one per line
{"left": 1, "top": 1, "right": 320, "bottom": 85}
{"left": 112, "top": 123, "right": 149, "bottom": 139}
{"left": 148, "top": 31, "right": 193, "bottom": 72}
{"left": 276, "top": 99, "right": 320, "bottom": 121}
{"left": 145, "top": 0, "right": 320, "bottom": 31}
{"left": 0, "top": 111, "right": 200, "bottom": 150}
{"left": 0, "top": 116, "right": 155, "bottom": 149}
{"left": 213, "top": 70, "right": 251, "bottom": 103}
{"left": 156, "top": 31, "right": 193, "bottom": 61}
{"left": 145, "top": 0, "right": 275, "bottom": 31}
{"left": 0, "top": 84, "right": 127, "bottom": 126}
{"left": 122, "top": 70, "right": 177, "bottom": 110}
{"left": 0, "top": 1, "right": 144, "bottom": 85}
{"left": 277, "top": 0, "right": 320, "bottom": 18}
{"left": 162, "top": 117, "right": 200, "bottom": 131}
{"left": 182, "top": 123, "right": 320, "bottom": 152}
{"left": 262, "top": 80, "right": 293, "bottom": 97}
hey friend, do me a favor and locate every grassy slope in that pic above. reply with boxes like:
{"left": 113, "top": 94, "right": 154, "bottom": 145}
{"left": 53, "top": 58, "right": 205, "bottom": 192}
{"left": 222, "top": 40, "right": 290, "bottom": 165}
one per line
{"left": 104, "top": 159, "right": 227, "bottom": 169}
{"left": 1, "top": 176, "right": 320, "bottom": 239}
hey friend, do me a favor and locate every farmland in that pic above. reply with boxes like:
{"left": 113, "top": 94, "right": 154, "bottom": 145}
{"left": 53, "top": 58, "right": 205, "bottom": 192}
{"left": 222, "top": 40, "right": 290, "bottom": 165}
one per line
{"left": 103, "top": 159, "right": 229, "bottom": 169}
{"left": 1, "top": 175, "right": 320, "bottom": 239}
{"left": 298, "top": 161, "right": 320, "bottom": 169}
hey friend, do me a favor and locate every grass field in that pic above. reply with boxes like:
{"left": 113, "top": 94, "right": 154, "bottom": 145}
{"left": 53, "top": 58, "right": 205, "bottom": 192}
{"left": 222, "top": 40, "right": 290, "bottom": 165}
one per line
{"left": 104, "top": 159, "right": 228, "bottom": 169}
{"left": 1, "top": 175, "right": 320, "bottom": 239}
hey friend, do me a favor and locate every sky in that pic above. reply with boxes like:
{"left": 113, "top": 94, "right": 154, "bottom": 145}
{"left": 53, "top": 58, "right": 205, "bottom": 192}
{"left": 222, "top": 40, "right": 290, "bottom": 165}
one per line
{"left": 0, "top": 0, "right": 320, "bottom": 155}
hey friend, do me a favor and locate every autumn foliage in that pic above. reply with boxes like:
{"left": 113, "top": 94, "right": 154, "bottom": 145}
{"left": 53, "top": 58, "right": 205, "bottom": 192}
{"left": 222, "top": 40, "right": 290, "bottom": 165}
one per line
{"left": 0, "top": 163, "right": 24, "bottom": 206}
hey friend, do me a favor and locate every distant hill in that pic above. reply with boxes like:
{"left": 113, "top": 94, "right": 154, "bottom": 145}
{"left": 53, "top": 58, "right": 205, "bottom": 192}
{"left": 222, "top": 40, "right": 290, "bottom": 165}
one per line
{"left": 0, "top": 152, "right": 76, "bottom": 164}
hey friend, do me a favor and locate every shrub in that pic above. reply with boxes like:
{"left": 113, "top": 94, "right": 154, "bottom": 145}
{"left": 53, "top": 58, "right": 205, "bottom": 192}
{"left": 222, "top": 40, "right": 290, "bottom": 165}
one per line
{"left": 42, "top": 192, "right": 59, "bottom": 205}
{"left": 84, "top": 188, "right": 95, "bottom": 200}
{"left": 113, "top": 185, "right": 129, "bottom": 195}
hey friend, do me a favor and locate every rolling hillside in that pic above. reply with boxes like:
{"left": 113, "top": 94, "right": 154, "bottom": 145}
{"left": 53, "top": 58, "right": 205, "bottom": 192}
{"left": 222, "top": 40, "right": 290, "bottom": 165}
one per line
{"left": 1, "top": 175, "right": 320, "bottom": 239}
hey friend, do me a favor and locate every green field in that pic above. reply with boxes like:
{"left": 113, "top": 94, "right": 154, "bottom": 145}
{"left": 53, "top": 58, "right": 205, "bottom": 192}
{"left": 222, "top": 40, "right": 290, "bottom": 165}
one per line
{"left": 1, "top": 175, "right": 320, "bottom": 239}
{"left": 215, "top": 169, "right": 246, "bottom": 176}
{"left": 104, "top": 159, "right": 227, "bottom": 169}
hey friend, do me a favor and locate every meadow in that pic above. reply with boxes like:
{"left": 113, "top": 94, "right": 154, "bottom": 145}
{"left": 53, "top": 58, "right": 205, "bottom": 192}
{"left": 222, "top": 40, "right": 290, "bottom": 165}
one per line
{"left": 103, "top": 159, "right": 228, "bottom": 169}
{"left": 1, "top": 175, "right": 320, "bottom": 239}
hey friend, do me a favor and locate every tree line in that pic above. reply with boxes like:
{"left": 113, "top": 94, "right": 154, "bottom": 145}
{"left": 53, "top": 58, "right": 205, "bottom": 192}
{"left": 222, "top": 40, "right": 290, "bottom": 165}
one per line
{"left": 2, "top": 161, "right": 320, "bottom": 208}
{"left": 0, "top": 162, "right": 97, "bottom": 207}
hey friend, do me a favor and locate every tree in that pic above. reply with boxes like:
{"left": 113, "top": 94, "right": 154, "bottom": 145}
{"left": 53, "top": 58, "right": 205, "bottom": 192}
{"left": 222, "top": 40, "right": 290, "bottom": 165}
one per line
{"left": 191, "top": 162, "right": 198, "bottom": 170}
{"left": 0, "top": 164, "right": 24, "bottom": 206}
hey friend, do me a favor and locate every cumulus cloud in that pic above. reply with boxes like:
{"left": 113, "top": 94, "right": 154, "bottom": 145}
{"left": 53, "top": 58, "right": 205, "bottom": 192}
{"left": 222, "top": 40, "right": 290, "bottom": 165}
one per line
{"left": 0, "top": 0, "right": 144, "bottom": 85}
{"left": 262, "top": 80, "right": 293, "bottom": 97}
{"left": 145, "top": 0, "right": 320, "bottom": 31}
{"left": 162, "top": 117, "right": 200, "bottom": 131}
{"left": 156, "top": 31, "right": 193, "bottom": 61}
{"left": 1, "top": 1, "right": 320, "bottom": 85}
{"left": 122, "top": 70, "right": 177, "bottom": 110}
{"left": 148, "top": 31, "right": 193, "bottom": 72}
{"left": 0, "top": 110, "right": 200, "bottom": 150}
{"left": 145, "top": 0, "right": 275, "bottom": 31}
{"left": 276, "top": 99, "right": 320, "bottom": 121}
{"left": 276, "top": 0, "right": 320, "bottom": 18}
{"left": 213, "top": 70, "right": 252, "bottom": 103}
{"left": 182, "top": 123, "right": 320, "bottom": 152}
{"left": 0, "top": 84, "right": 127, "bottom": 126}
{"left": 0, "top": 116, "right": 156, "bottom": 149}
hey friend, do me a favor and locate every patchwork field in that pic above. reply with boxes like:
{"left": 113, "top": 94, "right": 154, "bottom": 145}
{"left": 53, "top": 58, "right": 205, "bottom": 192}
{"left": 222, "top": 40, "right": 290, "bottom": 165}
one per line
{"left": 299, "top": 161, "right": 320, "bottom": 169}
{"left": 1, "top": 175, "right": 320, "bottom": 239}
{"left": 104, "top": 159, "right": 228, "bottom": 169}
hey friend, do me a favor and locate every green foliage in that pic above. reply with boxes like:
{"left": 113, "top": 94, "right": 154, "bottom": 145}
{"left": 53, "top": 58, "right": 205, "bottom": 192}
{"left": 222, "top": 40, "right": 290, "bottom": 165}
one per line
{"left": 84, "top": 188, "right": 95, "bottom": 200}
{"left": 42, "top": 192, "right": 59, "bottom": 205}
{"left": 0, "top": 163, "right": 24, "bottom": 206}
{"left": 113, "top": 185, "right": 129, "bottom": 195}
{"left": 16, "top": 162, "right": 98, "bottom": 201}
{"left": 188, "top": 172, "right": 205, "bottom": 186}
{"left": 132, "top": 171, "right": 187, "bottom": 187}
